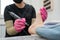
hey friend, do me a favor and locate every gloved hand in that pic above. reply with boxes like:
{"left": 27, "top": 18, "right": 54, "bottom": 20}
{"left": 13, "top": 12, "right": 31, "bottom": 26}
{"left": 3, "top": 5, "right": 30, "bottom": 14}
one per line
{"left": 14, "top": 18, "right": 26, "bottom": 32}
{"left": 40, "top": 7, "right": 47, "bottom": 22}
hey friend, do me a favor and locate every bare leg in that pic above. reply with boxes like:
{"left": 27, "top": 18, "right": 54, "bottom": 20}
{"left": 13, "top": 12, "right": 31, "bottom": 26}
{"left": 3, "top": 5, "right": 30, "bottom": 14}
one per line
{"left": 28, "top": 12, "right": 44, "bottom": 35}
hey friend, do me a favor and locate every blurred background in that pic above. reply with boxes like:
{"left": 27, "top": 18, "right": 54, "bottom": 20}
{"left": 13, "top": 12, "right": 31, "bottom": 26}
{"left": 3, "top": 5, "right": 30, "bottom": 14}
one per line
{"left": 0, "top": 0, "right": 60, "bottom": 38}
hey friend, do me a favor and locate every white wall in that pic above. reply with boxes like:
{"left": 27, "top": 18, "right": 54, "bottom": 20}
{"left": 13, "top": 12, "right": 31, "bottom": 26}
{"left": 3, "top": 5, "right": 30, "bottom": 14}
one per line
{"left": 45, "top": 0, "right": 60, "bottom": 22}
{"left": 1, "top": 0, "right": 14, "bottom": 15}
{"left": 24, "top": 0, "right": 43, "bottom": 13}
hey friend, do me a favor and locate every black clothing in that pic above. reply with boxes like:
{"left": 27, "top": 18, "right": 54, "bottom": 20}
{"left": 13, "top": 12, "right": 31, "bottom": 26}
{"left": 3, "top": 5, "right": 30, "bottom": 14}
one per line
{"left": 4, "top": 4, "right": 36, "bottom": 37}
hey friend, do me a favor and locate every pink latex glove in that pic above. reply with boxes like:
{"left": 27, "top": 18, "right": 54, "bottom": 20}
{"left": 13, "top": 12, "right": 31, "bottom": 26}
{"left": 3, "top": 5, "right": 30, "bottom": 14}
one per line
{"left": 14, "top": 18, "right": 26, "bottom": 32}
{"left": 40, "top": 7, "right": 48, "bottom": 22}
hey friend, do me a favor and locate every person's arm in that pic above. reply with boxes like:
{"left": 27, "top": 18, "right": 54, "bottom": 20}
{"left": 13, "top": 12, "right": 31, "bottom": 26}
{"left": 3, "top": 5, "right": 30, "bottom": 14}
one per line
{"left": 5, "top": 18, "right": 26, "bottom": 35}
{"left": 32, "top": 18, "right": 36, "bottom": 24}
{"left": 4, "top": 6, "right": 18, "bottom": 35}
{"left": 4, "top": 6, "right": 26, "bottom": 35}
{"left": 5, "top": 20, "right": 18, "bottom": 35}
{"left": 31, "top": 6, "right": 36, "bottom": 24}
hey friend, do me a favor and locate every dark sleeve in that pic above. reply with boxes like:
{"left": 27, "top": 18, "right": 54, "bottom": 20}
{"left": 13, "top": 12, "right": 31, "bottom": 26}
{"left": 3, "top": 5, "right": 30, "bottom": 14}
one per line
{"left": 31, "top": 6, "right": 36, "bottom": 18}
{"left": 4, "top": 6, "right": 13, "bottom": 21}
